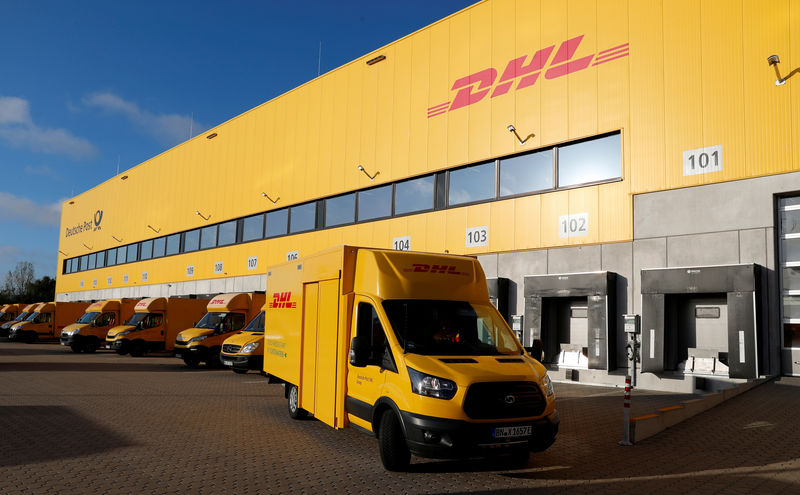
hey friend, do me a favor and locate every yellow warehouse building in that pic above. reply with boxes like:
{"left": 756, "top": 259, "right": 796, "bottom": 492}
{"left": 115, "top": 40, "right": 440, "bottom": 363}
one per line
{"left": 56, "top": 0, "right": 800, "bottom": 391}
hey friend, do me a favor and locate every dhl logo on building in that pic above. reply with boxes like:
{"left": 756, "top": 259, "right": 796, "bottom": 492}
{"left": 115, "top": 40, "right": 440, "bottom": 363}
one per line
{"left": 269, "top": 292, "right": 297, "bottom": 309}
{"left": 402, "top": 264, "right": 470, "bottom": 277}
{"left": 428, "top": 35, "right": 629, "bottom": 118}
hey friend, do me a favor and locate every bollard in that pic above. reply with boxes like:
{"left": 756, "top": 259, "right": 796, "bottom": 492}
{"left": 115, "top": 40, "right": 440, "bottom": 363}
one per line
{"left": 619, "top": 375, "right": 633, "bottom": 446}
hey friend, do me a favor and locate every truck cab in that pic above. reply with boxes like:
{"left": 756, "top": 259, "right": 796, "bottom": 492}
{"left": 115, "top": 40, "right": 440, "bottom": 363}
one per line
{"left": 220, "top": 306, "right": 266, "bottom": 374}
{"left": 1, "top": 303, "right": 37, "bottom": 338}
{"left": 174, "top": 293, "right": 265, "bottom": 368}
{"left": 264, "top": 246, "right": 558, "bottom": 471}
{"left": 0, "top": 304, "right": 22, "bottom": 337}
{"left": 61, "top": 299, "right": 138, "bottom": 353}
{"left": 10, "top": 302, "right": 90, "bottom": 343}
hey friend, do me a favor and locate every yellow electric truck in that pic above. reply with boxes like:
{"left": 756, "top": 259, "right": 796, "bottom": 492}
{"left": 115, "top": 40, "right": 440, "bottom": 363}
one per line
{"left": 0, "top": 304, "right": 23, "bottom": 337}
{"left": 263, "top": 246, "right": 558, "bottom": 471}
{"left": 220, "top": 305, "right": 266, "bottom": 374}
{"left": 9, "top": 301, "right": 91, "bottom": 343}
{"left": 174, "top": 293, "right": 266, "bottom": 368}
{"left": 105, "top": 297, "right": 209, "bottom": 357}
{"left": 1, "top": 303, "right": 37, "bottom": 338}
{"left": 60, "top": 298, "right": 139, "bottom": 353}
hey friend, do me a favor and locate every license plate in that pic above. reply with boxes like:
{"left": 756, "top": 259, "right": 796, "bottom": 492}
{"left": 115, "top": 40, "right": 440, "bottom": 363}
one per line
{"left": 223, "top": 360, "right": 233, "bottom": 366}
{"left": 492, "top": 426, "right": 532, "bottom": 439}
{"left": 175, "top": 353, "right": 182, "bottom": 359}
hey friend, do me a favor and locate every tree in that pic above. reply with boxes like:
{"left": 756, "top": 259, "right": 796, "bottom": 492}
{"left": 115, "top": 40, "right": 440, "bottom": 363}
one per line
{"left": 2, "top": 261, "right": 34, "bottom": 300}
{"left": 27, "top": 276, "right": 56, "bottom": 303}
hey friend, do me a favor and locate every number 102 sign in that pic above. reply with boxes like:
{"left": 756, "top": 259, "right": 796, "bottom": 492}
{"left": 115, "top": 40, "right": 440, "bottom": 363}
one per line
{"left": 558, "top": 213, "right": 588, "bottom": 238}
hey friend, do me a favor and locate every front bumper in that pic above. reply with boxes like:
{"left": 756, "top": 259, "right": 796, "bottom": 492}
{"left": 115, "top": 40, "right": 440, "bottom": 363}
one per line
{"left": 398, "top": 409, "right": 559, "bottom": 459}
{"left": 220, "top": 352, "right": 263, "bottom": 371}
{"left": 60, "top": 334, "right": 80, "bottom": 347}
{"left": 174, "top": 345, "right": 209, "bottom": 360}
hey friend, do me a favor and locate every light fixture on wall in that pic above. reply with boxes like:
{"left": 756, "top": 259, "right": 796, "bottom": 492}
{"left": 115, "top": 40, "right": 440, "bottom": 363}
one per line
{"left": 507, "top": 124, "right": 534, "bottom": 145}
{"left": 206, "top": 132, "right": 218, "bottom": 139}
{"left": 366, "top": 54, "right": 386, "bottom": 66}
{"left": 58, "top": 250, "right": 68, "bottom": 256}
{"left": 120, "top": 175, "right": 129, "bottom": 180}
{"left": 261, "top": 192, "right": 280, "bottom": 204}
{"left": 357, "top": 165, "right": 379, "bottom": 181}
{"left": 767, "top": 55, "right": 787, "bottom": 86}
{"left": 82, "top": 243, "right": 92, "bottom": 250}
{"left": 111, "top": 235, "right": 123, "bottom": 243}
{"left": 195, "top": 210, "right": 211, "bottom": 221}
{"left": 147, "top": 225, "right": 161, "bottom": 234}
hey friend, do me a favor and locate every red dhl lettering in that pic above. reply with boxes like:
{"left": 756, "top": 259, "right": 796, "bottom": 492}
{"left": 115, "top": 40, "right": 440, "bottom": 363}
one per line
{"left": 402, "top": 263, "right": 469, "bottom": 276}
{"left": 135, "top": 301, "right": 147, "bottom": 308}
{"left": 210, "top": 298, "right": 226, "bottom": 305}
{"left": 427, "top": 35, "right": 629, "bottom": 118}
{"left": 269, "top": 291, "right": 297, "bottom": 309}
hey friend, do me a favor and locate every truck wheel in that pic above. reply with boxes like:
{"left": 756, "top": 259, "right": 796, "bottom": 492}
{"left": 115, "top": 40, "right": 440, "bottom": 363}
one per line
{"left": 378, "top": 411, "right": 410, "bottom": 471}
{"left": 115, "top": 348, "right": 128, "bottom": 356}
{"left": 529, "top": 434, "right": 556, "bottom": 453}
{"left": 183, "top": 355, "right": 201, "bottom": 368}
{"left": 85, "top": 339, "right": 99, "bottom": 353}
{"left": 232, "top": 368, "right": 248, "bottom": 375}
{"left": 129, "top": 341, "right": 146, "bottom": 357}
{"left": 25, "top": 332, "right": 38, "bottom": 344}
{"left": 206, "top": 347, "right": 222, "bottom": 368}
{"left": 70, "top": 343, "right": 82, "bottom": 353}
{"left": 287, "top": 384, "right": 307, "bottom": 419}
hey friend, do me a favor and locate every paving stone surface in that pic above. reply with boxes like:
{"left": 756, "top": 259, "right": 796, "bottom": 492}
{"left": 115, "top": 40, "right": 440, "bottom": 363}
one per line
{"left": 1, "top": 342, "right": 799, "bottom": 494}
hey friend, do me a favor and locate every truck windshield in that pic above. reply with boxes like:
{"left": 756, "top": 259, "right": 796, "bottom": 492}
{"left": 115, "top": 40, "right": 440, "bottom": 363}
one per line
{"left": 15, "top": 312, "right": 29, "bottom": 321}
{"left": 25, "top": 312, "right": 39, "bottom": 321}
{"left": 195, "top": 311, "right": 245, "bottom": 333}
{"left": 382, "top": 299, "right": 522, "bottom": 356}
{"left": 124, "top": 312, "right": 162, "bottom": 329}
{"left": 77, "top": 312, "right": 100, "bottom": 324}
{"left": 243, "top": 311, "right": 265, "bottom": 333}
{"left": 0, "top": 312, "right": 8, "bottom": 322}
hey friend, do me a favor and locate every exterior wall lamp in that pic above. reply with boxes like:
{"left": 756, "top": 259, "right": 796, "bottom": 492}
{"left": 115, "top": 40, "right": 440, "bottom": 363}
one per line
{"left": 768, "top": 55, "right": 787, "bottom": 86}
{"left": 507, "top": 124, "right": 534, "bottom": 145}
{"left": 82, "top": 243, "right": 93, "bottom": 250}
{"left": 59, "top": 250, "right": 68, "bottom": 256}
{"left": 147, "top": 225, "right": 161, "bottom": 234}
{"left": 357, "top": 165, "right": 379, "bottom": 181}
{"left": 111, "top": 235, "right": 123, "bottom": 243}
{"left": 195, "top": 210, "right": 211, "bottom": 221}
{"left": 261, "top": 192, "right": 280, "bottom": 204}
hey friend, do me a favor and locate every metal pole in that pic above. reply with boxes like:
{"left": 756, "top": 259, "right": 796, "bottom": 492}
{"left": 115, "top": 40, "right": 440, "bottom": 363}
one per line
{"left": 619, "top": 375, "right": 633, "bottom": 446}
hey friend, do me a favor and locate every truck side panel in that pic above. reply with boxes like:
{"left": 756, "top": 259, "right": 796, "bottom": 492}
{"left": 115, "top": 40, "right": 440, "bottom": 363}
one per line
{"left": 55, "top": 302, "right": 91, "bottom": 334}
{"left": 165, "top": 298, "right": 210, "bottom": 350}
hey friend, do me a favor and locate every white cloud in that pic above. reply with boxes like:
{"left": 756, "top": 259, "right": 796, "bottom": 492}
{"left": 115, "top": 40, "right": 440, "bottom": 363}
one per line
{"left": 0, "top": 96, "right": 98, "bottom": 160}
{"left": 23, "top": 165, "right": 58, "bottom": 177}
{"left": 0, "top": 192, "right": 64, "bottom": 227}
{"left": 83, "top": 92, "right": 205, "bottom": 146}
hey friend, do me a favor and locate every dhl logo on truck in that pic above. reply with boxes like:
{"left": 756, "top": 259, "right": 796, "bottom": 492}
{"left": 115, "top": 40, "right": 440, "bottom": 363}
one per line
{"left": 135, "top": 301, "right": 148, "bottom": 308}
{"left": 427, "top": 35, "right": 629, "bottom": 118}
{"left": 402, "top": 264, "right": 470, "bottom": 277}
{"left": 210, "top": 298, "right": 226, "bottom": 305}
{"left": 269, "top": 292, "right": 297, "bottom": 309}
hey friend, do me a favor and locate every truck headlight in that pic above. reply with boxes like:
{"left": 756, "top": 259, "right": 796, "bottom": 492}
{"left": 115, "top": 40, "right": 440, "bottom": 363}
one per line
{"left": 407, "top": 367, "right": 457, "bottom": 400}
{"left": 188, "top": 335, "right": 208, "bottom": 344}
{"left": 241, "top": 342, "right": 260, "bottom": 354}
{"left": 62, "top": 328, "right": 78, "bottom": 337}
{"left": 541, "top": 374, "right": 554, "bottom": 397}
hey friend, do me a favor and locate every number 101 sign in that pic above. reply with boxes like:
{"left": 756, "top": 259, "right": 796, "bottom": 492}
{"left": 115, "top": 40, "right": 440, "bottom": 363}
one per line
{"left": 683, "top": 145, "right": 722, "bottom": 176}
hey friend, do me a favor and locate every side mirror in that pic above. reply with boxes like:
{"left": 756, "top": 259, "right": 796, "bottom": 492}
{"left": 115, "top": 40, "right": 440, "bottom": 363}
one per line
{"left": 349, "top": 336, "right": 368, "bottom": 367}
{"left": 525, "top": 339, "right": 544, "bottom": 362}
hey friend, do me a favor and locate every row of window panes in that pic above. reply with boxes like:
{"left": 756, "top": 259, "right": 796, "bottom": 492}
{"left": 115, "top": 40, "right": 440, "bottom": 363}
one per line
{"left": 63, "top": 132, "right": 621, "bottom": 274}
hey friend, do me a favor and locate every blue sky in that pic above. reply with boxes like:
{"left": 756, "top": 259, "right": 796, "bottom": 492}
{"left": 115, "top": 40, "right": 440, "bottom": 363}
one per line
{"left": 0, "top": 0, "right": 475, "bottom": 281}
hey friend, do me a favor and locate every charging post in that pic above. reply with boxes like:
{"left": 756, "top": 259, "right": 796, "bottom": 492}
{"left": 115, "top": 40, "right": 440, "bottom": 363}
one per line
{"left": 620, "top": 314, "right": 641, "bottom": 446}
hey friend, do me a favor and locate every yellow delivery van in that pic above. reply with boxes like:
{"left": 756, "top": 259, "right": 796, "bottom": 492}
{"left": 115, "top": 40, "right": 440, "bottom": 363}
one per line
{"left": 0, "top": 304, "right": 23, "bottom": 337}
{"left": 1, "top": 303, "right": 37, "bottom": 338}
{"left": 105, "top": 297, "right": 209, "bottom": 357}
{"left": 9, "top": 301, "right": 91, "bottom": 343}
{"left": 220, "top": 305, "right": 266, "bottom": 374}
{"left": 174, "top": 293, "right": 265, "bottom": 368}
{"left": 60, "top": 298, "right": 139, "bottom": 353}
{"left": 264, "top": 246, "right": 558, "bottom": 471}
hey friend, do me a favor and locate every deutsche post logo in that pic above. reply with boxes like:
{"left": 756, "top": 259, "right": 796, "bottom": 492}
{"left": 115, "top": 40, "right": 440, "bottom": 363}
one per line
{"left": 427, "top": 35, "right": 629, "bottom": 118}
{"left": 93, "top": 210, "right": 103, "bottom": 231}
{"left": 269, "top": 292, "right": 297, "bottom": 309}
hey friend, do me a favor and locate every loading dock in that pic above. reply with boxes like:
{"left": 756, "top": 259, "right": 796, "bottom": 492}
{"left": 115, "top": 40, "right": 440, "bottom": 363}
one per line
{"left": 523, "top": 272, "right": 618, "bottom": 371}
{"left": 640, "top": 264, "right": 767, "bottom": 380}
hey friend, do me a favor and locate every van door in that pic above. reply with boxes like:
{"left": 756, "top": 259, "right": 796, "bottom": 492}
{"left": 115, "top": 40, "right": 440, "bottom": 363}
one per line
{"left": 346, "top": 298, "right": 396, "bottom": 428}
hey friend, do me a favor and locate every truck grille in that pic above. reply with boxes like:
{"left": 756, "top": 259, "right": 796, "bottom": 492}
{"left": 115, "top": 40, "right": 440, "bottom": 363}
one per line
{"left": 463, "top": 381, "right": 545, "bottom": 420}
{"left": 222, "top": 344, "right": 241, "bottom": 353}
{"left": 175, "top": 339, "right": 188, "bottom": 346}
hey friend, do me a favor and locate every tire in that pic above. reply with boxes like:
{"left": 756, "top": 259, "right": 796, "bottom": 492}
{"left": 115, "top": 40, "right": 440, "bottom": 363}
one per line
{"left": 183, "top": 355, "right": 201, "bottom": 368}
{"left": 529, "top": 434, "right": 556, "bottom": 453}
{"left": 287, "top": 384, "right": 307, "bottom": 419}
{"left": 233, "top": 368, "right": 248, "bottom": 375}
{"left": 70, "top": 343, "right": 82, "bottom": 353}
{"left": 129, "top": 340, "right": 146, "bottom": 357}
{"left": 115, "top": 348, "right": 128, "bottom": 356}
{"left": 206, "top": 347, "right": 222, "bottom": 368}
{"left": 25, "top": 332, "right": 38, "bottom": 344}
{"left": 84, "top": 339, "right": 99, "bottom": 353}
{"left": 378, "top": 411, "right": 411, "bottom": 471}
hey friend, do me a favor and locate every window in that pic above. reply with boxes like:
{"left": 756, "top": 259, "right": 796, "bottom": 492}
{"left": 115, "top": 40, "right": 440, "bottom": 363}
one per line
{"left": 106, "top": 248, "right": 117, "bottom": 266}
{"left": 200, "top": 225, "right": 217, "bottom": 250}
{"left": 325, "top": 193, "right": 355, "bottom": 227}
{"left": 165, "top": 234, "right": 180, "bottom": 256}
{"left": 152, "top": 237, "right": 166, "bottom": 258}
{"left": 116, "top": 245, "right": 127, "bottom": 265}
{"left": 140, "top": 240, "right": 153, "bottom": 260}
{"left": 184, "top": 230, "right": 200, "bottom": 252}
{"left": 266, "top": 209, "right": 288, "bottom": 238}
{"left": 448, "top": 161, "right": 496, "bottom": 206}
{"left": 290, "top": 203, "right": 316, "bottom": 234}
{"left": 80, "top": 255, "right": 88, "bottom": 271}
{"left": 557, "top": 133, "right": 621, "bottom": 187}
{"left": 243, "top": 214, "right": 265, "bottom": 241}
{"left": 127, "top": 244, "right": 139, "bottom": 263}
{"left": 356, "top": 302, "right": 395, "bottom": 371}
{"left": 394, "top": 175, "right": 434, "bottom": 215}
{"left": 357, "top": 184, "right": 392, "bottom": 221}
{"left": 218, "top": 220, "right": 236, "bottom": 246}
{"left": 96, "top": 251, "right": 105, "bottom": 269}
{"left": 500, "top": 149, "right": 554, "bottom": 197}
{"left": 88, "top": 253, "right": 96, "bottom": 270}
